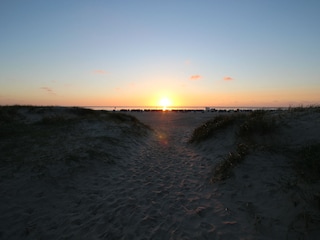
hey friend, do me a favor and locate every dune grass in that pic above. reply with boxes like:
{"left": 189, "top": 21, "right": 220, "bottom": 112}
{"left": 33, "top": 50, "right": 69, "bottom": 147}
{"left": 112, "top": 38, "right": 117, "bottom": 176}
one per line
{"left": 288, "top": 105, "right": 320, "bottom": 113}
{"left": 189, "top": 110, "right": 278, "bottom": 144}
{"left": 237, "top": 110, "right": 278, "bottom": 141}
{"left": 189, "top": 110, "right": 281, "bottom": 182}
{"left": 211, "top": 143, "right": 249, "bottom": 183}
{"left": 199, "top": 107, "right": 320, "bottom": 183}
{"left": 188, "top": 113, "right": 245, "bottom": 143}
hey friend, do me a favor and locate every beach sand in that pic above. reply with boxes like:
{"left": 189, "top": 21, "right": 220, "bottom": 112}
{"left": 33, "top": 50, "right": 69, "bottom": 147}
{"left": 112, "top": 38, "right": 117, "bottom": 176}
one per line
{"left": 0, "top": 106, "right": 319, "bottom": 239}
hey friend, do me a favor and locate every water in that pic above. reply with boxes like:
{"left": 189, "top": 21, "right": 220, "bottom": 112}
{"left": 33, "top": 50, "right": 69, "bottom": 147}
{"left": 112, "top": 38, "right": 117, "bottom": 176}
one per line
{"left": 85, "top": 106, "right": 284, "bottom": 112}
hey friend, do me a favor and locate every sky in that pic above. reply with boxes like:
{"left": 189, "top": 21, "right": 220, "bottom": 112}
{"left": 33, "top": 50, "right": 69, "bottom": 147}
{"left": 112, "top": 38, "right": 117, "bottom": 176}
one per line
{"left": 1, "top": 0, "right": 320, "bottom": 108}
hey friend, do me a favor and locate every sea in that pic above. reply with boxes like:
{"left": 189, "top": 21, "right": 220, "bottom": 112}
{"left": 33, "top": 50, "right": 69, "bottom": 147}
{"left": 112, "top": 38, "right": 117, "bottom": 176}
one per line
{"left": 86, "top": 106, "right": 284, "bottom": 112}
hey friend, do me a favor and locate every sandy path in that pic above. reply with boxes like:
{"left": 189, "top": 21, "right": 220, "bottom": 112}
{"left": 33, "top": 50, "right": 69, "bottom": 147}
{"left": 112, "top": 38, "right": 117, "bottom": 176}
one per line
{"left": 93, "top": 112, "right": 240, "bottom": 239}
{"left": 63, "top": 112, "right": 240, "bottom": 239}
{"left": 115, "top": 112, "right": 217, "bottom": 239}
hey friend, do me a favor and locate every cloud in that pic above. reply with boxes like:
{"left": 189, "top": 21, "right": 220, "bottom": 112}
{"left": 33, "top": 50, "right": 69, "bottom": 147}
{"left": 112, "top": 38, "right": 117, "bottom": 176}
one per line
{"left": 41, "top": 87, "right": 56, "bottom": 95}
{"left": 223, "top": 76, "right": 233, "bottom": 81}
{"left": 190, "top": 75, "right": 202, "bottom": 80}
{"left": 93, "top": 70, "right": 107, "bottom": 75}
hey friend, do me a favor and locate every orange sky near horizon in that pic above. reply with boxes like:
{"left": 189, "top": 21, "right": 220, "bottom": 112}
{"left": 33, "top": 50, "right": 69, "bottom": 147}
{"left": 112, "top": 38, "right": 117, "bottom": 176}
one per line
{"left": 3, "top": 86, "right": 319, "bottom": 108}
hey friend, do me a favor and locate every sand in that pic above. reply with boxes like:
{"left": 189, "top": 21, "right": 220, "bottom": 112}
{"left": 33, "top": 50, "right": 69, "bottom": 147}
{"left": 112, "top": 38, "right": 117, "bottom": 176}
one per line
{"left": 0, "top": 107, "right": 319, "bottom": 239}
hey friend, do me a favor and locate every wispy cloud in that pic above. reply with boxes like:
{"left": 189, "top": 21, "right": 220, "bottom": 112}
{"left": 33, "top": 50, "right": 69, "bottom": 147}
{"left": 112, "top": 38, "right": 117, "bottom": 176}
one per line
{"left": 190, "top": 75, "right": 202, "bottom": 80}
{"left": 223, "top": 76, "right": 233, "bottom": 81}
{"left": 41, "top": 87, "right": 56, "bottom": 95}
{"left": 93, "top": 70, "right": 107, "bottom": 75}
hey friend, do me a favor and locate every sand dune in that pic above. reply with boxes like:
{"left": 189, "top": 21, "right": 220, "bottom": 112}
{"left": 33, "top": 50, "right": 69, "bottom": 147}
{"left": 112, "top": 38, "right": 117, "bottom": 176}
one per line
{"left": 0, "top": 106, "right": 319, "bottom": 239}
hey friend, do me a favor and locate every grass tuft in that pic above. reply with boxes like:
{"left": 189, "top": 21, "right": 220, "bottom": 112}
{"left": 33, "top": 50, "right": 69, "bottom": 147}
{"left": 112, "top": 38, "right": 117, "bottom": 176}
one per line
{"left": 189, "top": 114, "right": 244, "bottom": 143}
{"left": 207, "top": 108, "right": 320, "bottom": 183}
{"left": 288, "top": 105, "right": 320, "bottom": 113}
{"left": 211, "top": 143, "right": 249, "bottom": 183}
{"left": 238, "top": 110, "right": 278, "bottom": 140}
{"left": 189, "top": 110, "right": 281, "bottom": 183}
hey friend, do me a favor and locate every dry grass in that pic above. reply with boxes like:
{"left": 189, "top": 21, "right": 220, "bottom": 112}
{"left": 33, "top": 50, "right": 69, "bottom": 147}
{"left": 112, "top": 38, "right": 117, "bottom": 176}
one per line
{"left": 189, "top": 110, "right": 281, "bottom": 182}
{"left": 203, "top": 107, "right": 320, "bottom": 183}
{"left": 237, "top": 110, "right": 278, "bottom": 141}
{"left": 189, "top": 110, "right": 278, "bottom": 144}
{"left": 288, "top": 105, "right": 320, "bottom": 113}
{"left": 188, "top": 113, "right": 245, "bottom": 143}
{"left": 211, "top": 143, "right": 249, "bottom": 183}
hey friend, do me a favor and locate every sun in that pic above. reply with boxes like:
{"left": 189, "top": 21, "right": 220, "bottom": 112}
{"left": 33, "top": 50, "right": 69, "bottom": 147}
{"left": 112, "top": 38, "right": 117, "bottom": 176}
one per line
{"left": 159, "top": 97, "right": 172, "bottom": 110}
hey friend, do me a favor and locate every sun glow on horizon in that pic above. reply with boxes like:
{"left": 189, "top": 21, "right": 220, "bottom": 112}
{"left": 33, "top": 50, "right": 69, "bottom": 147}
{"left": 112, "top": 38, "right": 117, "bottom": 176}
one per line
{"left": 159, "top": 97, "right": 172, "bottom": 110}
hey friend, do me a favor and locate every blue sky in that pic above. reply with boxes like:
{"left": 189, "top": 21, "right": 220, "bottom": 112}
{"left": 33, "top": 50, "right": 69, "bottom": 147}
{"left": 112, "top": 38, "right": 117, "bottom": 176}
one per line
{"left": 1, "top": 0, "right": 319, "bottom": 107}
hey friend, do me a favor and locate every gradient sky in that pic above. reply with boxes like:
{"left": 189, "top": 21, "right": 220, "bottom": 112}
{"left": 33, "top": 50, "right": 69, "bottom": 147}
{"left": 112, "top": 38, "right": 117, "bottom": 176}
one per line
{"left": 1, "top": 0, "right": 320, "bottom": 107}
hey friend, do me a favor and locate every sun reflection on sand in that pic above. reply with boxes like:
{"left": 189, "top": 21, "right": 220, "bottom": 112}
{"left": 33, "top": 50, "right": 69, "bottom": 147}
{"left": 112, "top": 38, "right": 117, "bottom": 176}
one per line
{"left": 157, "top": 132, "right": 168, "bottom": 145}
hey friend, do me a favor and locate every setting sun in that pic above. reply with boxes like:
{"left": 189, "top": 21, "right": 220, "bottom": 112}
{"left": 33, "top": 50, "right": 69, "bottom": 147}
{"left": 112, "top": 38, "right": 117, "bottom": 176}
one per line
{"left": 159, "top": 97, "right": 172, "bottom": 110}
